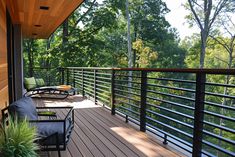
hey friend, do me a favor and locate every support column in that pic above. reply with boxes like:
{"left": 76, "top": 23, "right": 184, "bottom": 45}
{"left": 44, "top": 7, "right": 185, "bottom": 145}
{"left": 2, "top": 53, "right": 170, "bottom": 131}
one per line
{"left": 13, "top": 24, "right": 23, "bottom": 100}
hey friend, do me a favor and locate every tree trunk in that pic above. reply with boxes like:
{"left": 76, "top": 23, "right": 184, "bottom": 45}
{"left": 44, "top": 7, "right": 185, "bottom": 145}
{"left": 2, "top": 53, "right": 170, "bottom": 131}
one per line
{"left": 126, "top": 0, "right": 132, "bottom": 68}
{"left": 200, "top": 31, "right": 207, "bottom": 69}
{"left": 27, "top": 40, "right": 33, "bottom": 77}
{"left": 126, "top": 0, "right": 133, "bottom": 105}
{"left": 63, "top": 18, "right": 69, "bottom": 45}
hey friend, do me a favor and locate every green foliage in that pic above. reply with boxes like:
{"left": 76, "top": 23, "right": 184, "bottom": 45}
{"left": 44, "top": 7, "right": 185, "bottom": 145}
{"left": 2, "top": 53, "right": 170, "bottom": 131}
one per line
{"left": 0, "top": 118, "right": 39, "bottom": 157}
{"left": 23, "top": 0, "right": 186, "bottom": 72}
{"left": 132, "top": 39, "right": 158, "bottom": 67}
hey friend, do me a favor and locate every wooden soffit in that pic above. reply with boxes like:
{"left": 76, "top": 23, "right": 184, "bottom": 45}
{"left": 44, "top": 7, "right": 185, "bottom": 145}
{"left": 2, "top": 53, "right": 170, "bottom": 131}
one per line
{"left": 7, "top": 0, "right": 84, "bottom": 39}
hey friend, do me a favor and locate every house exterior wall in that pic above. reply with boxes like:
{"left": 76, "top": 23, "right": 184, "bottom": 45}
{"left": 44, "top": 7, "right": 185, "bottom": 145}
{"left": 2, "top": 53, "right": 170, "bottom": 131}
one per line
{"left": 0, "top": 0, "right": 9, "bottom": 112}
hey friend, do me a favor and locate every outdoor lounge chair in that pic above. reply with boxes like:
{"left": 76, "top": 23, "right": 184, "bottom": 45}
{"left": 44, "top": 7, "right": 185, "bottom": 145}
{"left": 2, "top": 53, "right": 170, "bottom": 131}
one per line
{"left": 1, "top": 97, "right": 74, "bottom": 157}
{"left": 24, "top": 77, "right": 77, "bottom": 99}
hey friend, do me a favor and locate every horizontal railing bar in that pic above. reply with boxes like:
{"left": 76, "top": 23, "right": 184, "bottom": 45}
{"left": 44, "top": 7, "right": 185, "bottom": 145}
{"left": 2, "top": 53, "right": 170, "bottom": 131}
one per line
{"left": 84, "top": 90, "right": 93, "bottom": 96}
{"left": 203, "top": 130, "right": 235, "bottom": 145}
{"left": 146, "top": 123, "right": 193, "bottom": 149}
{"left": 205, "top": 82, "right": 235, "bottom": 88}
{"left": 83, "top": 83, "right": 94, "bottom": 88}
{"left": 115, "top": 109, "right": 140, "bottom": 121}
{"left": 146, "top": 109, "right": 194, "bottom": 129}
{"left": 114, "top": 88, "right": 141, "bottom": 97}
{"left": 97, "top": 100, "right": 110, "bottom": 108}
{"left": 96, "top": 92, "right": 110, "bottom": 99}
{"left": 116, "top": 105, "right": 140, "bottom": 116}
{"left": 66, "top": 67, "right": 113, "bottom": 70}
{"left": 84, "top": 86, "right": 94, "bottom": 92}
{"left": 83, "top": 74, "right": 94, "bottom": 78}
{"left": 96, "top": 87, "right": 110, "bottom": 94}
{"left": 114, "top": 79, "right": 141, "bottom": 85}
{"left": 146, "top": 103, "right": 194, "bottom": 120}
{"left": 96, "top": 79, "right": 111, "bottom": 85}
{"left": 115, "top": 99, "right": 140, "bottom": 109}
{"left": 115, "top": 93, "right": 140, "bottom": 103}
{"left": 201, "top": 150, "right": 216, "bottom": 157}
{"left": 83, "top": 81, "right": 94, "bottom": 85}
{"left": 148, "top": 77, "right": 196, "bottom": 84}
{"left": 74, "top": 74, "right": 83, "bottom": 77}
{"left": 75, "top": 81, "right": 82, "bottom": 86}
{"left": 114, "top": 74, "right": 142, "bottom": 78}
{"left": 203, "top": 110, "right": 235, "bottom": 121}
{"left": 114, "top": 83, "right": 140, "bottom": 90}
{"left": 82, "top": 75, "right": 94, "bottom": 79}
{"left": 147, "top": 96, "right": 195, "bottom": 110}
{"left": 96, "top": 95, "right": 110, "bottom": 103}
{"left": 203, "top": 121, "right": 235, "bottom": 133}
{"left": 205, "top": 91, "right": 235, "bottom": 99}
{"left": 204, "top": 101, "right": 235, "bottom": 111}
{"left": 146, "top": 116, "right": 193, "bottom": 138}
{"left": 147, "top": 90, "right": 195, "bottom": 102}
{"left": 83, "top": 71, "right": 95, "bottom": 74}
{"left": 96, "top": 76, "right": 111, "bottom": 80}
{"left": 83, "top": 78, "right": 94, "bottom": 82}
{"left": 96, "top": 84, "right": 110, "bottom": 90}
{"left": 115, "top": 110, "right": 140, "bottom": 125}
{"left": 96, "top": 72, "right": 111, "bottom": 76}
{"left": 117, "top": 105, "right": 140, "bottom": 116}
{"left": 147, "top": 83, "right": 195, "bottom": 93}
{"left": 202, "top": 140, "right": 235, "bottom": 156}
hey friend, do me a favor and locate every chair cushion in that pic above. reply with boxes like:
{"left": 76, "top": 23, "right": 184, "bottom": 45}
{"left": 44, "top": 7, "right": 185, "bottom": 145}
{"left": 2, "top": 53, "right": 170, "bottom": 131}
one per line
{"left": 35, "top": 78, "right": 45, "bottom": 87}
{"left": 24, "top": 77, "right": 37, "bottom": 90}
{"left": 36, "top": 119, "right": 73, "bottom": 145}
{"left": 8, "top": 97, "right": 38, "bottom": 120}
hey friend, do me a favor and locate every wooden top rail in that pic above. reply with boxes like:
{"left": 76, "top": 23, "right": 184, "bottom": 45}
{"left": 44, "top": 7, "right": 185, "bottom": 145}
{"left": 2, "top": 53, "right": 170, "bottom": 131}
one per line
{"left": 66, "top": 67, "right": 235, "bottom": 75}
{"left": 31, "top": 67, "right": 235, "bottom": 75}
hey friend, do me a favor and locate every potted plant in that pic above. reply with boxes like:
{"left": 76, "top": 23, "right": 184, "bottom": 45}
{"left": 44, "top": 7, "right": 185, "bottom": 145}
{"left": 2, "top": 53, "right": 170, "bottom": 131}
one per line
{"left": 0, "top": 118, "right": 39, "bottom": 157}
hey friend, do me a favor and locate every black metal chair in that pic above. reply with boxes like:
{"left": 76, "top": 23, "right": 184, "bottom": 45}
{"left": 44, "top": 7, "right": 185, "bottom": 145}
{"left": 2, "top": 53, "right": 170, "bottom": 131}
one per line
{"left": 1, "top": 97, "right": 74, "bottom": 157}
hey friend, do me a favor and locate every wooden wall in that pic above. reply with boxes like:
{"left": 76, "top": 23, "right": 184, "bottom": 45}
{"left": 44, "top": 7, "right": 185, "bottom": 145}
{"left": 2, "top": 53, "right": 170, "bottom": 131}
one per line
{"left": 0, "top": 0, "right": 9, "bottom": 112}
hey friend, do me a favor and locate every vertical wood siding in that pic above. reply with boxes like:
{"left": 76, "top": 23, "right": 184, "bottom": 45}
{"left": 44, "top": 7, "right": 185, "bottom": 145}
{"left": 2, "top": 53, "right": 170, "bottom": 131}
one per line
{"left": 0, "top": 0, "right": 9, "bottom": 113}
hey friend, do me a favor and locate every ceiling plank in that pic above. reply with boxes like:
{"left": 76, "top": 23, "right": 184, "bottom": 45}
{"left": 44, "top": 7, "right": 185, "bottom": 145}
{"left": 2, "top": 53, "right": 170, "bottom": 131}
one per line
{"left": 7, "top": 0, "right": 84, "bottom": 39}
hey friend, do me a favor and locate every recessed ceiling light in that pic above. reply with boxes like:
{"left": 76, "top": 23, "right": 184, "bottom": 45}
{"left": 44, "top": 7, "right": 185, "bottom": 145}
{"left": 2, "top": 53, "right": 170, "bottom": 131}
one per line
{"left": 34, "top": 25, "right": 41, "bottom": 27}
{"left": 40, "top": 6, "right": 49, "bottom": 10}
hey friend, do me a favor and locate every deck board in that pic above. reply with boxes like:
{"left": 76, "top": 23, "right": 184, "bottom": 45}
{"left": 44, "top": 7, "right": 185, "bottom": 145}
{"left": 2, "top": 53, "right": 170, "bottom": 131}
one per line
{"left": 35, "top": 95, "right": 185, "bottom": 157}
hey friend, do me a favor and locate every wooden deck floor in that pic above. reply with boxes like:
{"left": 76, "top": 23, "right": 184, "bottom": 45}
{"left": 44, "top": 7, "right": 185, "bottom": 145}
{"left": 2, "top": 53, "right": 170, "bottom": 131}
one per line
{"left": 34, "top": 95, "right": 185, "bottom": 157}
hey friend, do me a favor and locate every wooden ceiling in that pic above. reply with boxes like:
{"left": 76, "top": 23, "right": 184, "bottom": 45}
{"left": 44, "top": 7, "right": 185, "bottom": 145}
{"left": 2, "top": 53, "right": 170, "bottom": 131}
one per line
{"left": 7, "top": 0, "right": 84, "bottom": 39}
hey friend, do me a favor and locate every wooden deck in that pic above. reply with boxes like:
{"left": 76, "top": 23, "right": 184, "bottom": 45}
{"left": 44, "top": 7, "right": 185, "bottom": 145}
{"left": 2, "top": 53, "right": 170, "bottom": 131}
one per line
{"left": 34, "top": 95, "right": 185, "bottom": 157}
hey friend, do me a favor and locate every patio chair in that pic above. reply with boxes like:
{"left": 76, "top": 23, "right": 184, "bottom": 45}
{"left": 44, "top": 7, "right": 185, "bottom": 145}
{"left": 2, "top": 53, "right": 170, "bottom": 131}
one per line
{"left": 24, "top": 77, "right": 77, "bottom": 99}
{"left": 1, "top": 97, "right": 74, "bottom": 157}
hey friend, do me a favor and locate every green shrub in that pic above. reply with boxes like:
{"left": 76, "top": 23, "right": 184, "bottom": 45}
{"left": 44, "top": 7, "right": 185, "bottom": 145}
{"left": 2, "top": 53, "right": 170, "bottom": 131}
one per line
{"left": 0, "top": 118, "right": 39, "bottom": 157}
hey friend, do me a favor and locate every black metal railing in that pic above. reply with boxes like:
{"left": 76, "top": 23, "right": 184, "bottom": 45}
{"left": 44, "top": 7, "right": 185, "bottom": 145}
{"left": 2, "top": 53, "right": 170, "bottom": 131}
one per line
{"left": 30, "top": 67, "right": 235, "bottom": 157}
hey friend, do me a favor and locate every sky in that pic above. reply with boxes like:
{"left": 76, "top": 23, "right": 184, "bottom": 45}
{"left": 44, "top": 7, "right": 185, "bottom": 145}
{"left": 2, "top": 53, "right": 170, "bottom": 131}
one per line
{"left": 162, "top": 0, "right": 199, "bottom": 39}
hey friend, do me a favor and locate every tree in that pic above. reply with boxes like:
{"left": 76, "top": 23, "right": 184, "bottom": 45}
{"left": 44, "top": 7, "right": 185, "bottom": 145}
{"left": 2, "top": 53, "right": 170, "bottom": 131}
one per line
{"left": 186, "top": 0, "right": 231, "bottom": 68}
{"left": 208, "top": 11, "right": 235, "bottom": 155}
{"left": 126, "top": 0, "right": 132, "bottom": 69}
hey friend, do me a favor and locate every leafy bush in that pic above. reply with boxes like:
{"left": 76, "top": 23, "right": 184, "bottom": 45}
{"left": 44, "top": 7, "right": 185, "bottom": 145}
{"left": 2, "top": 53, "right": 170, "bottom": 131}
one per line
{"left": 0, "top": 118, "right": 39, "bottom": 157}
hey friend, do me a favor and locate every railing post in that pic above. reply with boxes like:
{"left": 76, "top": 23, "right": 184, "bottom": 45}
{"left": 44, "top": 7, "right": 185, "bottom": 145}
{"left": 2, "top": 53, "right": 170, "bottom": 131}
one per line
{"left": 111, "top": 70, "right": 115, "bottom": 115}
{"left": 193, "top": 73, "right": 206, "bottom": 157}
{"left": 94, "top": 69, "right": 97, "bottom": 105}
{"left": 140, "top": 71, "right": 147, "bottom": 132}
{"left": 66, "top": 68, "right": 69, "bottom": 85}
{"left": 82, "top": 69, "right": 84, "bottom": 96}
{"left": 60, "top": 68, "right": 65, "bottom": 85}
{"left": 73, "top": 69, "right": 76, "bottom": 95}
